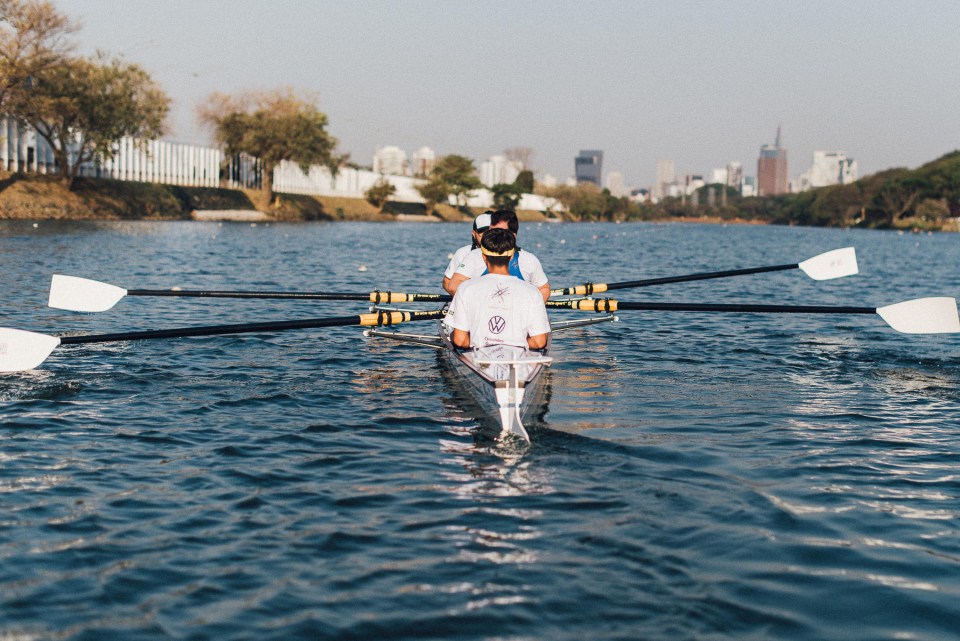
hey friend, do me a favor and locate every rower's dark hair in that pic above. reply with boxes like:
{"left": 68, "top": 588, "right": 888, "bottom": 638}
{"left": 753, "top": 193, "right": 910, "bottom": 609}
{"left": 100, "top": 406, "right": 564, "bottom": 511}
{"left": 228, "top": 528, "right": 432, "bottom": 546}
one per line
{"left": 481, "top": 227, "right": 515, "bottom": 267}
{"left": 491, "top": 209, "right": 519, "bottom": 234}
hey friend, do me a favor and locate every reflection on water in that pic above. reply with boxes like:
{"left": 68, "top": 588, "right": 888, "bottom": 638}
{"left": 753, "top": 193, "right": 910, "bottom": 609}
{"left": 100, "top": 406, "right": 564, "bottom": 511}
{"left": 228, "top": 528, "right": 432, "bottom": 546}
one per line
{"left": 4, "top": 221, "right": 960, "bottom": 640}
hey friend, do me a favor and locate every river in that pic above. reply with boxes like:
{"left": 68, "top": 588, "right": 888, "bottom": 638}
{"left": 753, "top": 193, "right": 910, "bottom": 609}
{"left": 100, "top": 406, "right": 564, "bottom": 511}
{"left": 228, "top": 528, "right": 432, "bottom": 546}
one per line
{"left": 1, "top": 219, "right": 958, "bottom": 640}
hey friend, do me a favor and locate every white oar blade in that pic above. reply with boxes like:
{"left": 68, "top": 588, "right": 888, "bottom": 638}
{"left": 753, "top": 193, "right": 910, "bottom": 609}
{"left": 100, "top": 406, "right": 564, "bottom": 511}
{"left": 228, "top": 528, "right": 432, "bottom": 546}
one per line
{"left": 49, "top": 274, "right": 127, "bottom": 312}
{"left": 877, "top": 297, "right": 960, "bottom": 334}
{"left": 0, "top": 328, "right": 61, "bottom": 372}
{"left": 798, "top": 247, "right": 858, "bottom": 280}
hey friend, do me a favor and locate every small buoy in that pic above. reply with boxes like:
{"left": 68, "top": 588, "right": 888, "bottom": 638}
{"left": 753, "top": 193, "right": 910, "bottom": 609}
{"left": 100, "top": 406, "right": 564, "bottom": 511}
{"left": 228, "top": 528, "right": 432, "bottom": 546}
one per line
{"left": 592, "top": 235, "right": 598, "bottom": 240}
{"left": 32, "top": 223, "right": 38, "bottom": 228}
{"left": 447, "top": 253, "right": 454, "bottom": 260}
{"left": 560, "top": 239, "right": 566, "bottom": 244}
{"left": 358, "top": 265, "right": 368, "bottom": 272}
{"left": 250, "top": 223, "right": 257, "bottom": 227}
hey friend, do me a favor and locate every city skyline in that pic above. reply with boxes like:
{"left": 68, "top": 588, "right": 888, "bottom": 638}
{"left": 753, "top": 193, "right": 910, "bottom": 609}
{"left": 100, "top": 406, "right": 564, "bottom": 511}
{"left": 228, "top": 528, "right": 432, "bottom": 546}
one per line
{"left": 53, "top": 0, "right": 960, "bottom": 188}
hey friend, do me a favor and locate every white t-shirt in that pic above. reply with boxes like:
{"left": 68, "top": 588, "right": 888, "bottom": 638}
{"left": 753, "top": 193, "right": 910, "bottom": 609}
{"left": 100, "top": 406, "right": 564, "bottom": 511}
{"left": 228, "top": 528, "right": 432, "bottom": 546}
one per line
{"left": 443, "top": 244, "right": 474, "bottom": 279}
{"left": 454, "top": 247, "right": 549, "bottom": 288}
{"left": 445, "top": 273, "right": 551, "bottom": 348}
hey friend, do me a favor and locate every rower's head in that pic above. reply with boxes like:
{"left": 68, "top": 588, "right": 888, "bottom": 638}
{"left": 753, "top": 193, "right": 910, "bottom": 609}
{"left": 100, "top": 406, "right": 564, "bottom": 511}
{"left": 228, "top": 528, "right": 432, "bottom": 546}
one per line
{"left": 480, "top": 227, "right": 516, "bottom": 269}
{"left": 471, "top": 212, "right": 493, "bottom": 248}
{"left": 491, "top": 209, "right": 519, "bottom": 235}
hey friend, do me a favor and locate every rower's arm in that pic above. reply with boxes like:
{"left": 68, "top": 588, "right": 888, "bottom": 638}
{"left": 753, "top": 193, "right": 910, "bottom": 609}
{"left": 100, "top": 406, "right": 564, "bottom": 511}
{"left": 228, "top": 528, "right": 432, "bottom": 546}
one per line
{"left": 527, "top": 332, "right": 548, "bottom": 350}
{"left": 452, "top": 328, "right": 471, "bottom": 348}
{"left": 538, "top": 281, "right": 550, "bottom": 302}
{"left": 444, "top": 272, "right": 470, "bottom": 296}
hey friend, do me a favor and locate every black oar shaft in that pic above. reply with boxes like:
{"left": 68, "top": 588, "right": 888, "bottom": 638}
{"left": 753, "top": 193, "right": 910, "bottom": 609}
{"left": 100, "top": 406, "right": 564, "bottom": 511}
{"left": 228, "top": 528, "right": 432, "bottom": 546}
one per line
{"left": 555, "top": 263, "right": 799, "bottom": 295}
{"left": 58, "top": 310, "right": 445, "bottom": 345}
{"left": 546, "top": 299, "right": 875, "bottom": 315}
{"left": 604, "top": 263, "right": 799, "bottom": 290}
{"left": 126, "top": 289, "right": 452, "bottom": 303}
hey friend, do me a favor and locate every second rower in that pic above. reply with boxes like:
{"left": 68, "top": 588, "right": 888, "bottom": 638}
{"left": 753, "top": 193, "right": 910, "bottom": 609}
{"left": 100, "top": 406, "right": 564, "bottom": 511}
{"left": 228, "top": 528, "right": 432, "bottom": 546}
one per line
{"left": 443, "top": 209, "right": 551, "bottom": 301}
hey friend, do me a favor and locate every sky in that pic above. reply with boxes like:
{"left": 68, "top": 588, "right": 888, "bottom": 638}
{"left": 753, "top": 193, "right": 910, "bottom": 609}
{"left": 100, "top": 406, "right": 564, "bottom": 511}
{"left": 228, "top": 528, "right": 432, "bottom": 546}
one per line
{"left": 53, "top": 0, "right": 960, "bottom": 189}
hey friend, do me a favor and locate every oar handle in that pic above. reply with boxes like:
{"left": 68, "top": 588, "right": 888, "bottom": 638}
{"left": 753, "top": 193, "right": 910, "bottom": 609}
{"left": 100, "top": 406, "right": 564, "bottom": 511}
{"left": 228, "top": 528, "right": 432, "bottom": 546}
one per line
{"left": 127, "top": 289, "right": 452, "bottom": 303}
{"left": 58, "top": 310, "right": 446, "bottom": 345}
{"left": 552, "top": 263, "right": 799, "bottom": 296}
{"left": 547, "top": 299, "right": 875, "bottom": 315}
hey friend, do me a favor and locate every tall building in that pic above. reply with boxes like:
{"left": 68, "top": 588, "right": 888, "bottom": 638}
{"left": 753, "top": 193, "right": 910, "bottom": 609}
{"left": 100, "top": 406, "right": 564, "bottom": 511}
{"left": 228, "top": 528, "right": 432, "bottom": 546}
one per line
{"left": 605, "top": 171, "right": 626, "bottom": 197}
{"left": 757, "top": 127, "right": 788, "bottom": 196}
{"left": 410, "top": 146, "right": 436, "bottom": 177}
{"left": 654, "top": 159, "right": 675, "bottom": 200}
{"left": 575, "top": 150, "right": 603, "bottom": 186}
{"left": 480, "top": 154, "right": 522, "bottom": 187}
{"left": 373, "top": 146, "right": 408, "bottom": 176}
{"left": 795, "top": 151, "right": 858, "bottom": 192}
{"left": 726, "top": 161, "right": 743, "bottom": 191}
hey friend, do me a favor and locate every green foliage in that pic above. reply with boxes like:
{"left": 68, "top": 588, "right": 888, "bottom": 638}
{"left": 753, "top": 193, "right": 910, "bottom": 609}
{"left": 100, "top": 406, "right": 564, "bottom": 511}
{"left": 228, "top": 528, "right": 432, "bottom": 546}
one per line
{"left": 491, "top": 182, "right": 523, "bottom": 209}
{"left": 0, "top": 0, "right": 76, "bottom": 113}
{"left": 365, "top": 177, "right": 396, "bottom": 212}
{"left": 200, "top": 88, "right": 338, "bottom": 203}
{"left": 515, "top": 169, "right": 534, "bottom": 193}
{"left": 416, "top": 154, "right": 481, "bottom": 211}
{"left": 14, "top": 53, "right": 169, "bottom": 190}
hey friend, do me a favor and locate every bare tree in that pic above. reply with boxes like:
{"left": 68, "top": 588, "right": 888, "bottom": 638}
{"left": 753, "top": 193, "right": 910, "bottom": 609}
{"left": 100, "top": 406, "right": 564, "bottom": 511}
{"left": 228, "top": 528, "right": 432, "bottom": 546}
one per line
{"left": 504, "top": 146, "right": 534, "bottom": 170}
{"left": 0, "top": 0, "right": 76, "bottom": 112}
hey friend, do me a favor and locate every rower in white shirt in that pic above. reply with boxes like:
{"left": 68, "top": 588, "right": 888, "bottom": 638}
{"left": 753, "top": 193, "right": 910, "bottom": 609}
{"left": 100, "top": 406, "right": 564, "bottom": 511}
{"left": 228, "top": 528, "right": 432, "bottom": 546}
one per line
{"left": 445, "top": 227, "right": 551, "bottom": 350}
{"left": 442, "top": 211, "right": 492, "bottom": 296}
{"left": 443, "top": 209, "right": 551, "bottom": 302}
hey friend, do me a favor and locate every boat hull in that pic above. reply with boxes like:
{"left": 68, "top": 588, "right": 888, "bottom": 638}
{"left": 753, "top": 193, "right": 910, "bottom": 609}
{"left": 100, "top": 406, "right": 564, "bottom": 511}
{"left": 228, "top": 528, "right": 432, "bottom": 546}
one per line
{"left": 438, "top": 322, "right": 550, "bottom": 441}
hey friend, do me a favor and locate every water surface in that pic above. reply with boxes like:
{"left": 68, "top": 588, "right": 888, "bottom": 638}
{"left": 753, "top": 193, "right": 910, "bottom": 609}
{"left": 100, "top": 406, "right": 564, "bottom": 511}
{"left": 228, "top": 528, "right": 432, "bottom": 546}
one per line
{"left": 1, "top": 220, "right": 959, "bottom": 640}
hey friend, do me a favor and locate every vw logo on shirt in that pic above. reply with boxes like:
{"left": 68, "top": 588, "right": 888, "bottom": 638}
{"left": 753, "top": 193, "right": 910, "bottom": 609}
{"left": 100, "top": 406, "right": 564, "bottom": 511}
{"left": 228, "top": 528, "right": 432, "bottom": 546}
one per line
{"left": 488, "top": 316, "right": 506, "bottom": 334}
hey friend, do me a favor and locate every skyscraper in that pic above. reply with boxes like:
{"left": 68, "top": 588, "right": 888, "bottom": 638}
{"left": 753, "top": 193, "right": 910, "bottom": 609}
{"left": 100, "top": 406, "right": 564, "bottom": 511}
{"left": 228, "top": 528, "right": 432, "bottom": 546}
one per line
{"left": 757, "top": 127, "right": 788, "bottom": 196}
{"left": 575, "top": 150, "right": 603, "bottom": 186}
{"left": 654, "top": 159, "right": 675, "bottom": 200}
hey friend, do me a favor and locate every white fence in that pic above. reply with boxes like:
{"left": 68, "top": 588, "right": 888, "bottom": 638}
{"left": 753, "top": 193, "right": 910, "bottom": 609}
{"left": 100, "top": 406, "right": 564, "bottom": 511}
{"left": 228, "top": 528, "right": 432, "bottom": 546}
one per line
{"left": 0, "top": 116, "right": 221, "bottom": 187}
{"left": 0, "top": 116, "right": 558, "bottom": 211}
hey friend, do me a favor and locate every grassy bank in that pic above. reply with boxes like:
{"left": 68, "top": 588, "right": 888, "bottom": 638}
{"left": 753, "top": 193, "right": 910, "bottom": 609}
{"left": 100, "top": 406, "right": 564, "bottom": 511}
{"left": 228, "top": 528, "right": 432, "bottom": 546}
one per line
{"left": 0, "top": 173, "right": 551, "bottom": 223}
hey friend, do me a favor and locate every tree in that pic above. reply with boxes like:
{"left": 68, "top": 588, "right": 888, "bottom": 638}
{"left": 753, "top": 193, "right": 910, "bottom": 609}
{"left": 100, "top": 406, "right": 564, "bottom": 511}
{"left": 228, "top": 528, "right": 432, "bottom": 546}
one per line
{"left": 416, "top": 154, "right": 481, "bottom": 211}
{"left": 13, "top": 53, "right": 169, "bottom": 189}
{"left": 365, "top": 176, "right": 396, "bottom": 213}
{"left": 432, "top": 154, "right": 481, "bottom": 207}
{"left": 491, "top": 182, "right": 522, "bottom": 210}
{"left": 504, "top": 146, "right": 533, "bottom": 170}
{"left": 416, "top": 176, "right": 448, "bottom": 216}
{"left": 200, "top": 88, "right": 338, "bottom": 205}
{"left": 515, "top": 169, "right": 534, "bottom": 193}
{"left": 0, "top": 0, "right": 75, "bottom": 113}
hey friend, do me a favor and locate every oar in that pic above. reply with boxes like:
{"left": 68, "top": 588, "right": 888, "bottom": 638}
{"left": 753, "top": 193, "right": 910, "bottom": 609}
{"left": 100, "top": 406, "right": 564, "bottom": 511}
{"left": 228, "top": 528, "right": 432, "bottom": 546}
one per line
{"left": 48, "top": 275, "right": 451, "bottom": 313}
{"left": 546, "top": 297, "right": 960, "bottom": 335}
{"left": 551, "top": 247, "right": 858, "bottom": 296}
{"left": 0, "top": 309, "right": 446, "bottom": 372}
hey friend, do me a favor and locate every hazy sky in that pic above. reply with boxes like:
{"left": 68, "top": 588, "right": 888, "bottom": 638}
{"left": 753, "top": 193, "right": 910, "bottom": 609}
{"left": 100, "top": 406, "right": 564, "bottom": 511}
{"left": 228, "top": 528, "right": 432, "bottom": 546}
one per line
{"left": 54, "top": 0, "right": 960, "bottom": 188}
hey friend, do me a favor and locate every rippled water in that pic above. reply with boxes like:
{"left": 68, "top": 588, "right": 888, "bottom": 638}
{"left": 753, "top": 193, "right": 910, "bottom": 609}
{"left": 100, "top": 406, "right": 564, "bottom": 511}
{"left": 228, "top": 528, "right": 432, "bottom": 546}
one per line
{"left": 2, "top": 219, "right": 959, "bottom": 640}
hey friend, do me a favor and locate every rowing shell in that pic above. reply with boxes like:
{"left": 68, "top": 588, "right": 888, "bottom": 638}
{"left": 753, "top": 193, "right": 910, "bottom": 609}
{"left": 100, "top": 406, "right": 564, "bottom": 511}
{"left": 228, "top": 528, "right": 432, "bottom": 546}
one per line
{"left": 437, "top": 322, "right": 552, "bottom": 441}
{"left": 364, "top": 313, "right": 617, "bottom": 441}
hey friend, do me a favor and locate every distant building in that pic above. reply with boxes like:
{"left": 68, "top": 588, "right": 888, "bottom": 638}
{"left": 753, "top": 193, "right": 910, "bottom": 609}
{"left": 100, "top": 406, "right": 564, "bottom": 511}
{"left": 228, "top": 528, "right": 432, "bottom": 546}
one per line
{"left": 684, "top": 173, "right": 705, "bottom": 195}
{"left": 795, "top": 151, "right": 858, "bottom": 192}
{"left": 726, "top": 161, "right": 743, "bottom": 192}
{"left": 654, "top": 159, "right": 675, "bottom": 200}
{"left": 709, "top": 168, "right": 728, "bottom": 185}
{"left": 480, "top": 154, "right": 522, "bottom": 187}
{"left": 575, "top": 149, "right": 603, "bottom": 186}
{"left": 540, "top": 173, "right": 558, "bottom": 189}
{"left": 757, "top": 127, "right": 788, "bottom": 196}
{"left": 410, "top": 146, "right": 436, "bottom": 177}
{"left": 373, "top": 145, "right": 408, "bottom": 176}
{"left": 742, "top": 175, "right": 757, "bottom": 197}
{"left": 605, "top": 171, "right": 626, "bottom": 197}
